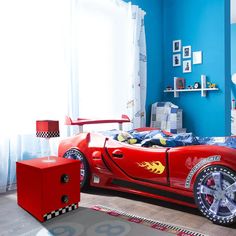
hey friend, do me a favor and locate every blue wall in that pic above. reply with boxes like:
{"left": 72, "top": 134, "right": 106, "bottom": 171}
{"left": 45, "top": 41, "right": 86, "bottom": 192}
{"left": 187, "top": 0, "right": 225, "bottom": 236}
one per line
{"left": 162, "top": 0, "right": 231, "bottom": 136}
{"left": 232, "top": 24, "right": 236, "bottom": 99}
{"left": 123, "top": 0, "right": 164, "bottom": 124}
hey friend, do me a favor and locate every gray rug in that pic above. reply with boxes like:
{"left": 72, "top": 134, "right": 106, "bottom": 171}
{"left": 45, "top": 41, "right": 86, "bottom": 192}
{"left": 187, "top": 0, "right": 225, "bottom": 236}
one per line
{"left": 0, "top": 194, "right": 172, "bottom": 236}
{"left": 0, "top": 193, "right": 206, "bottom": 236}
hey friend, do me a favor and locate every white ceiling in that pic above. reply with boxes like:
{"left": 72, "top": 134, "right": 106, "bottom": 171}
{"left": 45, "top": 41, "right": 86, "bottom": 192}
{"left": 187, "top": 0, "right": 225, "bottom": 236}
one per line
{"left": 232, "top": 0, "right": 236, "bottom": 23}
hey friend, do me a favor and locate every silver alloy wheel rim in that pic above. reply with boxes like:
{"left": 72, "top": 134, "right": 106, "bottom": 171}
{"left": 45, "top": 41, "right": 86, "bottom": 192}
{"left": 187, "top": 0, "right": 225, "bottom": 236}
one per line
{"left": 196, "top": 166, "right": 236, "bottom": 224}
{"left": 200, "top": 172, "right": 236, "bottom": 215}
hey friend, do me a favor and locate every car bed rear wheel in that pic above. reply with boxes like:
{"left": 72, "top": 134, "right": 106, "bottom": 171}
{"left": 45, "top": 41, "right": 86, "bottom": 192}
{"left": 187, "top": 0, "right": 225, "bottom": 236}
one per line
{"left": 194, "top": 165, "right": 236, "bottom": 225}
{"left": 63, "top": 148, "right": 90, "bottom": 191}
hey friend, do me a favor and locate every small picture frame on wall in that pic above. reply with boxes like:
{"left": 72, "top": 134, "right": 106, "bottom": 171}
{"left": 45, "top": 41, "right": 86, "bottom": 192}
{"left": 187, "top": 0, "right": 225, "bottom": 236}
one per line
{"left": 173, "top": 54, "right": 181, "bottom": 67}
{"left": 183, "top": 60, "right": 192, "bottom": 73}
{"left": 183, "top": 46, "right": 191, "bottom": 58}
{"left": 193, "top": 51, "right": 202, "bottom": 64}
{"left": 173, "top": 40, "right": 181, "bottom": 52}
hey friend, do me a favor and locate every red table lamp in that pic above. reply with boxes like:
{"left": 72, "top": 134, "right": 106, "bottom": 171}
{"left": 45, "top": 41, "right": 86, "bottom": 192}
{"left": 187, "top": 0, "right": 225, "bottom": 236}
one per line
{"left": 36, "top": 120, "right": 60, "bottom": 162}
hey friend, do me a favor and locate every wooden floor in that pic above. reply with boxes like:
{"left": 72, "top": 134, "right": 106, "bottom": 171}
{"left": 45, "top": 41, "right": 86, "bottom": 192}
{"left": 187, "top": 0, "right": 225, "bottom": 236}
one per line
{"left": 80, "top": 188, "right": 236, "bottom": 236}
{"left": 1, "top": 189, "right": 236, "bottom": 236}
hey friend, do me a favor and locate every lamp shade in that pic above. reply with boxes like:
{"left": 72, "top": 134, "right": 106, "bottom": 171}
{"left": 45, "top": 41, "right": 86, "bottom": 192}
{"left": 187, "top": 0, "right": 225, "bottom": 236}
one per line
{"left": 36, "top": 120, "right": 60, "bottom": 138}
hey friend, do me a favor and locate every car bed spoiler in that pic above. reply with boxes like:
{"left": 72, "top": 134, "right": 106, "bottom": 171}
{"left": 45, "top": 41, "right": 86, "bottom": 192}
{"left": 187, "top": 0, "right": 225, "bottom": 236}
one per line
{"left": 65, "top": 114, "right": 130, "bottom": 132}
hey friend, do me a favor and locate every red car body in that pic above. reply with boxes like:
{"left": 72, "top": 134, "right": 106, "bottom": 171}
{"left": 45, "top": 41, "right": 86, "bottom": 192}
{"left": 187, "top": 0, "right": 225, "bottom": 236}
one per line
{"left": 58, "top": 116, "right": 236, "bottom": 225}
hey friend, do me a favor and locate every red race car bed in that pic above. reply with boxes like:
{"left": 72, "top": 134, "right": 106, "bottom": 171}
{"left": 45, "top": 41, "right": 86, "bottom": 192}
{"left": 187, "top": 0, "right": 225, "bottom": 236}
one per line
{"left": 58, "top": 115, "right": 236, "bottom": 226}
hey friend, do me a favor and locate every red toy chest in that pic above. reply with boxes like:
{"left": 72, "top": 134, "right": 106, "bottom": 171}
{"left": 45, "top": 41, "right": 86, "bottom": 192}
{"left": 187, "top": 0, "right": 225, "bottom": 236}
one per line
{"left": 16, "top": 157, "right": 80, "bottom": 222}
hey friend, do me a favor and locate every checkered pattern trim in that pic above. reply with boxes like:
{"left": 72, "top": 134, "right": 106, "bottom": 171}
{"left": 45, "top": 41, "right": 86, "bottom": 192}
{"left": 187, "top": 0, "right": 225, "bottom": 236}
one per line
{"left": 93, "top": 205, "right": 206, "bottom": 236}
{"left": 36, "top": 131, "right": 60, "bottom": 138}
{"left": 43, "top": 202, "right": 79, "bottom": 221}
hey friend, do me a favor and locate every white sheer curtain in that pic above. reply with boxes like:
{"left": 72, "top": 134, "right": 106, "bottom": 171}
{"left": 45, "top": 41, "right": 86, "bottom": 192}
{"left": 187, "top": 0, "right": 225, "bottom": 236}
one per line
{"left": 75, "top": 0, "right": 132, "bottom": 131}
{"left": 76, "top": 0, "right": 146, "bottom": 131}
{"left": 0, "top": 0, "right": 146, "bottom": 193}
{"left": 0, "top": 0, "right": 72, "bottom": 192}
{"left": 127, "top": 4, "right": 147, "bottom": 128}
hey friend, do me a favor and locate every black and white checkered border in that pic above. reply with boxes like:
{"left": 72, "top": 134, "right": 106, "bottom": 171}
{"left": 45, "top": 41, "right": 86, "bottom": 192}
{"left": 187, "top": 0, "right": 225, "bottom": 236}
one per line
{"left": 36, "top": 131, "right": 60, "bottom": 138}
{"left": 93, "top": 205, "right": 207, "bottom": 236}
{"left": 43, "top": 202, "right": 79, "bottom": 221}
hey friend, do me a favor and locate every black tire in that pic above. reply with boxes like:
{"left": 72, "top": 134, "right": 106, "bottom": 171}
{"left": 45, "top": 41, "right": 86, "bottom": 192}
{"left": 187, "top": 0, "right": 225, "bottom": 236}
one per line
{"left": 63, "top": 148, "right": 90, "bottom": 191}
{"left": 194, "top": 165, "right": 236, "bottom": 225}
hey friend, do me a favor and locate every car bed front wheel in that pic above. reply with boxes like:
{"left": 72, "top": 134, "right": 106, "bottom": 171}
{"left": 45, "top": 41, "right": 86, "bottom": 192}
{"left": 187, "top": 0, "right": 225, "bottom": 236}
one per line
{"left": 63, "top": 148, "right": 90, "bottom": 191}
{"left": 194, "top": 165, "right": 236, "bottom": 225}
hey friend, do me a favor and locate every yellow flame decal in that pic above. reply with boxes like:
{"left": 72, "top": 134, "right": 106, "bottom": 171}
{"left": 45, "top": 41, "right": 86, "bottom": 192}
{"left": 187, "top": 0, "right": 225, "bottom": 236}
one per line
{"left": 137, "top": 161, "right": 165, "bottom": 174}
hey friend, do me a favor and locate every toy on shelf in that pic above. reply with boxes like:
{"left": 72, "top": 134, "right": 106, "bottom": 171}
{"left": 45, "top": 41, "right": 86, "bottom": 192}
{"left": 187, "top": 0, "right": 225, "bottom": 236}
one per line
{"left": 166, "top": 85, "right": 173, "bottom": 90}
{"left": 194, "top": 82, "right": 201, "bottom": 89}
{"left": 36, "top": 120, "right": 60, "bottom": 162}
{"left": 207, "top": 82, "right": 217, "bottom": 88}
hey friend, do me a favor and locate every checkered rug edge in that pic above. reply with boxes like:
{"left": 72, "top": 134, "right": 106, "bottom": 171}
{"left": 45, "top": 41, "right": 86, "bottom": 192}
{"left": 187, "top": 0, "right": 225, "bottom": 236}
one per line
{"left": 92, "top": 205, "right": 207, "bottom": 236}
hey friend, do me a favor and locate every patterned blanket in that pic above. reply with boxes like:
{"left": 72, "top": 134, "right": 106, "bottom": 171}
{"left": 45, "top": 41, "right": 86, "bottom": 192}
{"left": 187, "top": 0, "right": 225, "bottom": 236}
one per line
{"left": 101, "top": 129, "right": 236, "bottom": 149}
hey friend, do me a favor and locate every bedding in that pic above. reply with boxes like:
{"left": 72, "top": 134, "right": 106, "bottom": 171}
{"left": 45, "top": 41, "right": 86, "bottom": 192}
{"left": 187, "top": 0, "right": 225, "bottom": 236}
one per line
{"left": 102, "top": 129, "right": 236, "bottom": 149}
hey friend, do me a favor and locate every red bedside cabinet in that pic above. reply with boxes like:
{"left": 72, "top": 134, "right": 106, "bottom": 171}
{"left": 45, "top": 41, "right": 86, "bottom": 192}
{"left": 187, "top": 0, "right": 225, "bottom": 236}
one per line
{"left": 16, "top": 157, "right": 80, "bottom": 222}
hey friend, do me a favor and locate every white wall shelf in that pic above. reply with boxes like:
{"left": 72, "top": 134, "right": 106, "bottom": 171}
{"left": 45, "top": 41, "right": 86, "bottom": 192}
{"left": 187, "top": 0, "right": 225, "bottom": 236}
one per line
{"left": 164, "top": 75, "right": 219, "bottom": 98}
{"left": 164, "top": 88, "right": 219, "bottom": 97}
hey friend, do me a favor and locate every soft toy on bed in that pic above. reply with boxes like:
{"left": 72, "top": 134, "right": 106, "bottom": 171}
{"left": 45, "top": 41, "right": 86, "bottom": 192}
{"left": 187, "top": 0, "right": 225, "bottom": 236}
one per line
{"left": 116, "top": 131, "right": 138, "bottom": 144}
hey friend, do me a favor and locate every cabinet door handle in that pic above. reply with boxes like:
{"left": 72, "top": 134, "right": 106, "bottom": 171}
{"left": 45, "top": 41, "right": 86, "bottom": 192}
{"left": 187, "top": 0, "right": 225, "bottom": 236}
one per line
{"left": 61, "top": 174, "right": 70, "bottom": 183}
{"left": 61, "top": 195, "right": 69, "bottom": 203}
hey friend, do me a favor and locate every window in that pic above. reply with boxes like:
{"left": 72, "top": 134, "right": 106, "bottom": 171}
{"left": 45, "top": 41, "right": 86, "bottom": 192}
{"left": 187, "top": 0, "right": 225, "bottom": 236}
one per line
{"left": 77, "top": 0, "right": 132, "bottom": 122}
